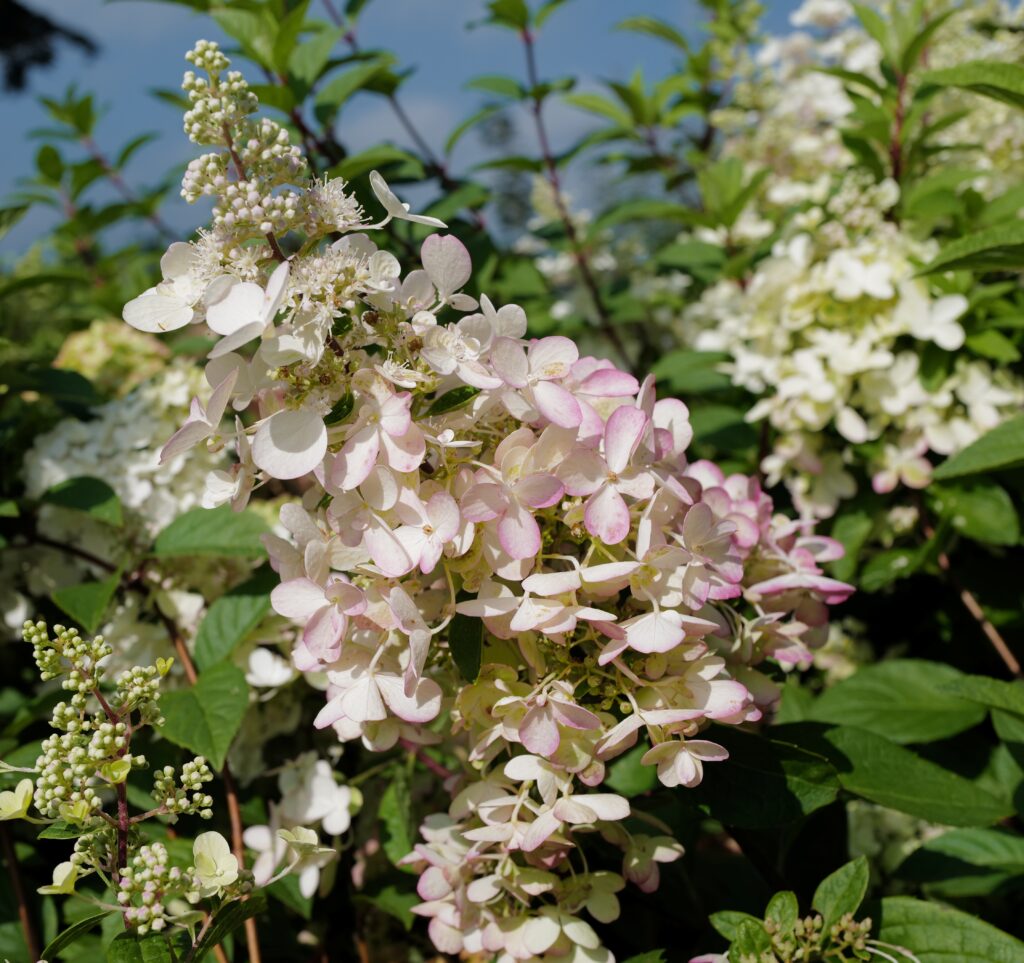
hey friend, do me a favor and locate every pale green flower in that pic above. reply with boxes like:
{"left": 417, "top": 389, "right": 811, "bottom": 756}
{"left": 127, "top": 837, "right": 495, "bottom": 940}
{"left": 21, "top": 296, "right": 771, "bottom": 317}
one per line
{"left": 0, "top": 779, "right": 33, "bottom": 821}
{"left": 193, "top": 831, "right": 238, "bottom": 897}
{"left": 38, "top": 861, "right": 78, "bottom": 895}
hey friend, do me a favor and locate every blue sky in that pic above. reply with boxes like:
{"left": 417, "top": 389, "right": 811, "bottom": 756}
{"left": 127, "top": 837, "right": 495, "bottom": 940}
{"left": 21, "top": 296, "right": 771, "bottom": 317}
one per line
{"left": 1, "top": 0, "right": 800, "bottom": 254}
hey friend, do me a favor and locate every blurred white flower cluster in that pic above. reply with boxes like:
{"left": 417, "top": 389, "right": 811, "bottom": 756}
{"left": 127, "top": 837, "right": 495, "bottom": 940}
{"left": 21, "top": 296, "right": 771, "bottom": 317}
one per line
{"left": 23, "top": 360, "right": 222, "bottom": 534}
{"left": 677, "top": 0, "right": 1024, "bottom": 517}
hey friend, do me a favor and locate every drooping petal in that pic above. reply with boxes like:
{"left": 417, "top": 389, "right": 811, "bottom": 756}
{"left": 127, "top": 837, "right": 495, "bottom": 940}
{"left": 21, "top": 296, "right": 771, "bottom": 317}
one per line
{"left": 206, "top": 282, "right": 264, "bottom": 335}
{"left": 252, "top": 410, "right": 328, "bottom": 480}
{"left": 271, "top": 578, "right": 327, "bottom": 620}
{"left": 520, "top": 705, "right": 560, "bottom": 756}
{"left": 513, "top": 472, "right": 564, "bottom": 509}
{"left": 123, "top": 291, "right": 193, "bottom": 333}
{"left": 491, "top": 337, "right": 530, "bottom": 388}
{"left": 497, "top": 502, "right": 542, "bottom": 559}
{"left": 532, "top": 380, "right": 582, "bottom": 429}
{"left": 377, "top": 673, "right": 443, "bottom": 724}
{"left": 584, "top": 484, "right": 631, "bottom": 544}
{"left": 421, "top": 234, "right": 472, "bottom": 299}
{"left": 603, "top": 405, "right": 648, "bottom": 474}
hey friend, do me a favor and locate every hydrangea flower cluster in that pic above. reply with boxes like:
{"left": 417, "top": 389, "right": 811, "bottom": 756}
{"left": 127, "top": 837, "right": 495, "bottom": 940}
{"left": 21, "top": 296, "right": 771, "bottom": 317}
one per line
{"left": 682, "top": 190, "right": 1024, "bottom": 517}
{"left": 244, "top": 751, "right": 357, "bottom": 899}
{"left": 676, "top": 1, "right": 1024, "bottom": 517}
{"left": 123, "top": 41, "right": 852, "bottom": 960}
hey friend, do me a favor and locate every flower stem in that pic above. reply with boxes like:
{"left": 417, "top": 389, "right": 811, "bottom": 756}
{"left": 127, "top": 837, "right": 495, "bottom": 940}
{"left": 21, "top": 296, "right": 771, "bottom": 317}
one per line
{"left": 519, "top": 28, "right": 635, "bottom": 373}
{"left": 0, "top": 825, "right": 40, "bottom": 961}
{"left": 158, "top": 610, "right": 262, "bottom": 963}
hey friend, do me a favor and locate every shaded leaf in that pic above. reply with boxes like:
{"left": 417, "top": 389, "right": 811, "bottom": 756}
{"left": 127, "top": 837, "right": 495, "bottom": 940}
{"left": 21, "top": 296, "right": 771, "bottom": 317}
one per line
{"left": 42, "top": 476, "right": 123, "bottom": 527}
{"left": 157, "top": 662, "right": 250, "bottom": 770}
{"left": 809, "top": 660, "right": 987, "bottom": 744}
{"left": 153, "top": 505, "right": 269, "bottom": 558}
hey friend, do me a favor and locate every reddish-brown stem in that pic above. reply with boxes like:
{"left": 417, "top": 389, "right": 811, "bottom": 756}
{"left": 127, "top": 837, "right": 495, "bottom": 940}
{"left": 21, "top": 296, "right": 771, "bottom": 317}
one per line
{"left": 324, "top": 1, "right": 486, "bottom": 230}
{"left": 265, "top": 231, "right": 287, "bottom": 262}
{"left": 937, "top": 548, "right": 1021, "bottom": 677}
{"left": 159, "top": 612, "right": 261, "bottom": 963}
{"left": 26, "top": 531, "right": 116, "bottom": 572}
{"left": 115, "top": 781, "right": 130, "bottom": 884}
{"left": 520, "top": 29, "right": 634, "bottom": 371}
{"left": 398, "top": 738, "right": 455, "bottom": 781}
{"left": 0, "top": 826, "right": 40, "bottom": 961}
{"left": 81, "top": 135, "right": 175, "bottom": 240}
{"left": 920, "top": 520, "right": 1021, "bottom": 677}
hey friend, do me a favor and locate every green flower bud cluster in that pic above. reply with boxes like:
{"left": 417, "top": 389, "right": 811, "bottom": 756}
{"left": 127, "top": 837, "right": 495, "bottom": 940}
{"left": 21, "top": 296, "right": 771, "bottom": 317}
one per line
{"left": 738, "top": 911, "right": 873, "bottom": 963}
{"left": 152, "top": 758, "right": 215, "bottom": 820}
{"left": 180, "top": 40, "right": 305, "bottom": 240}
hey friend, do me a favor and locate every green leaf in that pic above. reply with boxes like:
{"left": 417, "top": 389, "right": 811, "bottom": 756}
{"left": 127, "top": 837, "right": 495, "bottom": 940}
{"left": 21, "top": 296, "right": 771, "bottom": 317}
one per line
{"left": 106, "top": 931, "right": 176, "bottom": 963}
{"left": 38, "top": 820, "right": 87, "bottom": 840}
{"left": 191, "top": 891, "right": 268, "bottom": 961}
{"left": 447, "top": 609, "right": 482, "bottom": 682}
{"left": 427, "top": 386, "right": 481, "bottom": 416}
{"left": 605, "top": 743, "right": 658, "bottom": 797}
{"left": 859, "top": 546, "right": 924, "bottom": 593}
{"left": 36, "top": 144, "right": 63, "bottom": 182}
{"left": 116, "top": 133, "right": 158, "bottom": 169}
{"left": 896, "top": 827, "right": 1024, "bottom": 897}
{"left": 784, "top": 725, "right": 1013, "bottom": 826}
{"left": 709, "top": 910, "right": 762, "bottom": 941}
{"left": 0, "top": 205, "right": 28, "bottom": 241}
{"left": 51, "top": 569, "right": 122, "bottom": 635}
{"left": 563, "top": 92, "right": 633, "bottom": 127}
{"left": 271, "top": 0, "right": 310, "bottom": 74}
{"left": 41, "top": 911, "right": 111, "bottom": 960}
{"left": 616, "top": 15, "right": 688, "bottom": 51}
{"left": 379, "top": 768, "right": 415, "bottom": 866}
{"left": 812, "top": 857, "right": 869, "bottom": 930}
{"left": 922, "top": 60, "right": 1024, "bottom": 110}
{"left": 690, "top": 728, "right": 839, "bottom": 828}
{"left": 194, "top": 568, "right": 275, "bottom": 670}
{"left": 808, "top": 660, "right": 987, "bottom": 744}
{"left": 852, "top": 3, "right": 897, "bottom": 65}
{"left": 210, "top": 7, "right": 275, "bottom": 68}
{"left": 445, "top": 105, "right": 502, "bottom": 154}
{"left": 315, "top": 57, "right": 394, "bottom": 113}
{"left": 943, "top": 674, "right": 1024, "bottom": 716}
{"left": 621, "top": 954, "right": 667, "bottom": 963}
{"left": 593, "top": 199, "right": 696, "bottom": 230}
{"left": 356, "top": 882, "right": 418, "bottom": 930}
{"left": 324, "top": 391, "right": 355, "bottom": 426}
{"left": 329, "top": 145, "right": 425, "bottom": 182}
{"left": 651, "top": 351, "right": 731, "bottom": 394}
{"left": 732, "top": 918, "right": 772, "bottom": 957}
{"left": 466, "top": 74, "right": 526, "bottom": 100}
{"left": 965, "top": 329, "right": 1021, "bottom": 364}
{"left": 485, "top": 0, "right": 530, "bottom": 30}
{"left": 919, "top": 221, "right": 1024, "bottom": 274}
{"left": 152, "top": 505, "right": 269, "bottom": 558}
{"left": 765, "top": 890, "right": 799, "bottom": 932}
{"left": 157, "top": 662, "right": 250, "bottom": 770}
{"left": 289, "top": 26, "right": 346, "bottom": 86}
{"left": 930, "top": 480, "right": 1019, "bottom": 546}
{"left": 267, "top": 873, "right": 313, "bottom": 919}
{"left": 829, "top": 510, "right": 873, "bottom": 582}
{"left": 876, "top": 895, "right": 1024, "bottom": 961}
{"left": 933, "top": 414, "right": 1024, "bottom": 480}
{"left": 41, "top": 476, "right": 123, "bottom": 527}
